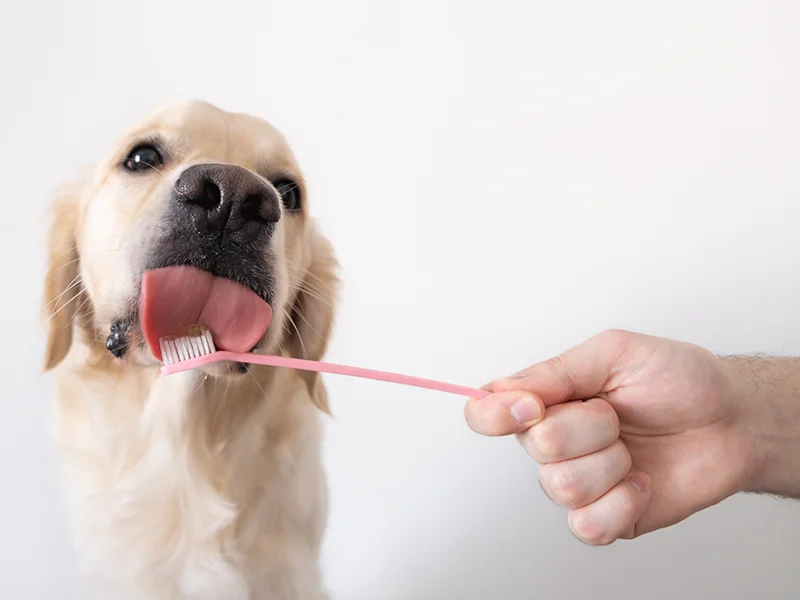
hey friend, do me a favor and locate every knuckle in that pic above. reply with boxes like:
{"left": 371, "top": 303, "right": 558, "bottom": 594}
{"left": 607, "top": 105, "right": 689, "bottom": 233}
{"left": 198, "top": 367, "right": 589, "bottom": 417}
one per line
{"left": 491, "top": 375, "right": 524, "bottom": 390}
{"left": 543, "top": 356, "right": 575, "bottom": 398}
{"left": 463, "top": 400, "right": 480, "bottom": 430}
{"left": 597, "top": 328, "right": 632, "bottom": 346}
{"left": 543, "top": 466, "right": 586, "bottom": 508}
{"left": 464, "top": 399, "right": 497, "bottom": 435}
{"left": 569, "top": 511, "right": 602, "bottom": 545}
{"left": 570, "top": 512, "right": 615, "bottom": 546}
{"left": 531, "top": 420, "right": 567, "bottom": 461}
{"left": 543, "top": 355, "right": 567, "bottom": 373}
{"left": 538, "top": 477, "right": 555, "bottom": 501}
{"left": 516, "top": 430, "right": 536, "bottom": 457}
{"left": 615, "top": 487, "right": 638, "bottom": 518}
{"left": 587, "top": 398, "right": 620, "bottom": 438}
{"left": 612, "top": 440, "right": 633, "bottom": 474}
{"left": 607, "top": 410, "right": 621, "bottom": 439}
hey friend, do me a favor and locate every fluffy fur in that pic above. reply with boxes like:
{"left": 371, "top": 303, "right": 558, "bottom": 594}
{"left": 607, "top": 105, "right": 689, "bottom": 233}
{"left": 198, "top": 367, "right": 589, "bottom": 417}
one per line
{"left": 41, "top": 100, "right": 338, "bottom": 599}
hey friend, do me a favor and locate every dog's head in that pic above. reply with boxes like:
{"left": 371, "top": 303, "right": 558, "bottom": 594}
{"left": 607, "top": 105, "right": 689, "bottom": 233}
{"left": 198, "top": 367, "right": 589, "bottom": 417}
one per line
{"left": 41, "top": 100, "right": 338, "bottom": 404}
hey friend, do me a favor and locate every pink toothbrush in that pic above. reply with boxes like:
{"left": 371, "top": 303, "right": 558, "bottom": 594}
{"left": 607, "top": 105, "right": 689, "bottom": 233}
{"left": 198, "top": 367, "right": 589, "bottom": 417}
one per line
{"left": 159, "top": 327, "right": 489, "bottom": 399}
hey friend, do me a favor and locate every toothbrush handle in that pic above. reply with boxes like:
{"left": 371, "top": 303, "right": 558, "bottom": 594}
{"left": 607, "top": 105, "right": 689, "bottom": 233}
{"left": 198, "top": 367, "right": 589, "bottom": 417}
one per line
{"left": 217, "top": 351, "right": 489, "bottom": 398}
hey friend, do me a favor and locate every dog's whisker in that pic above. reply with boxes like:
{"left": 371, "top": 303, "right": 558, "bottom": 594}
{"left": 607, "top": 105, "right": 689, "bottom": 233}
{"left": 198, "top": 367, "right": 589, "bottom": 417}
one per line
{"left": 44, "top": 273, "right": 84, "bottom": 310}
{"left": 44, "top": 270, "right": 106, "bottom": 327}
{"left": 44, "top": 244, "right": 130, "bottom": 312}
{"left": 43, "top": 291, "right": 85, "bottom": 325}
{"left": 275, "top": 182, "right": 300, "bottom": 199}
{"left": 159, "top": 145, "right": 177, "bottom": 162}
{"left": 247, "top": 370, "right": 270, "bottom": 404}
{"left": 224, "top": 368, "right": 233, "bottom": 401}
{"left": 73, "top": 294, "right": 95, "bottom": 318}
{"left": 286, "top": 313, "right": 309, "bottom": 359}
{"left": 294, "top": 286, "right": 332, "bottom": 310}
{"left": 187, "top": 373, "right": 209, "bottom": 402}
{"left": 285, "top": 276, "right": 333, "bottom": 310}
{"left": 49, "top": 244, "right": 79, "bottom": 261}
{"left": 286, "top": 274, "right": 329, "bottom": 298}
{"left": 138, "top": 161, "right": 167, "bottom": 177}
{"left": 293, "top": 308, "right": 322, "bottom": 341}
{"left": 48, "top": 238, "right": 124, "bottom": 262}
{"left": 298, "top": 268, "right": 332, "bottom": 289}
{"left": 51, "top": 255, "right": 81, "bottom": 272}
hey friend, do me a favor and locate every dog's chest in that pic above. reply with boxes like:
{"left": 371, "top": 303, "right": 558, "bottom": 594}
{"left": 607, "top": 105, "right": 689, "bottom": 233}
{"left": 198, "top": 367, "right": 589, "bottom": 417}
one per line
{"left": 56, "top": 373, "right": 269, "bottom": 598}
{"left": 53, "top": 363, "right": 326, "bottom": 599}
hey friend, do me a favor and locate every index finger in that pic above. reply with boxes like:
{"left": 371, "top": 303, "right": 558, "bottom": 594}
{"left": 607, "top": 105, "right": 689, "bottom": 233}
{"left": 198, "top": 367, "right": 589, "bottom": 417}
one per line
{"left": 488, "top": 329, "right": 633, "bottom": 407}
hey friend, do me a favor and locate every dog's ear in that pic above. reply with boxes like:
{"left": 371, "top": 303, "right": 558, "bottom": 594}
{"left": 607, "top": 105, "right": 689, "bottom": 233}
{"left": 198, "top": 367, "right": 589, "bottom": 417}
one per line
{"left": 286, "top": 227, "right": 339, "bottom": 413}
{"left": 41, "top": 183, "right": 83, "bottom": 372}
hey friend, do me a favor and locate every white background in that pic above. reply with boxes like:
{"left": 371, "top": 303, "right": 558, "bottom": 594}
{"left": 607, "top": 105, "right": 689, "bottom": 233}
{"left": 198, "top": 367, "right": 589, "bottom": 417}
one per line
{"left": 3, "top": 0, "right": 800, "bottom": 598}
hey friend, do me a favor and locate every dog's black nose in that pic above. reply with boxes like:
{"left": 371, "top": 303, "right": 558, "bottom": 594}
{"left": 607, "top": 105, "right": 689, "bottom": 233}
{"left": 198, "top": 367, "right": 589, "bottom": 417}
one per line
{"left": 174, "top": 164, "right": 280, "bottom": 239}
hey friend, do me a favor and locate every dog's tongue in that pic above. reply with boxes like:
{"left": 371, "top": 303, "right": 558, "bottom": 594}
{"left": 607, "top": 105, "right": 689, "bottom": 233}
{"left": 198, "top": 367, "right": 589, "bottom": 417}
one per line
{"left": 140, "top": 266, "right": 272, "bottom": 361}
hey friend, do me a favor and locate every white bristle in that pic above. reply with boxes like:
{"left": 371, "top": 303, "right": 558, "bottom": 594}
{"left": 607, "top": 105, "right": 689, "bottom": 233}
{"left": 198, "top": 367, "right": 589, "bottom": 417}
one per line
{"left": 159, "top": 326, "right": 216, "bottom": 365}
{"left": 189, "top": 336, "right": 201, "bottom": 358}
{"left": 203, "top": 329, "right": 215, "bottom": 354}
{"left": 176, "top": 339, "right": 187, "bottom": 362}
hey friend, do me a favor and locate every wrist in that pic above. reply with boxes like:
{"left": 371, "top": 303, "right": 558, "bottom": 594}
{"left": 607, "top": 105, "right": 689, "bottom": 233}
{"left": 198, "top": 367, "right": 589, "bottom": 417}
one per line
{"left": 723, "top": 356, "right": 800, "bottom": 498}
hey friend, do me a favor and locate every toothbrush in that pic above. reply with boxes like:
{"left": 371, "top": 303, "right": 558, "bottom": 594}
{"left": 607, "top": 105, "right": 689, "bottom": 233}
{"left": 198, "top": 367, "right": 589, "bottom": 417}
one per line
{"left": 159, "top": 327, "right": 489, "bottom": 399}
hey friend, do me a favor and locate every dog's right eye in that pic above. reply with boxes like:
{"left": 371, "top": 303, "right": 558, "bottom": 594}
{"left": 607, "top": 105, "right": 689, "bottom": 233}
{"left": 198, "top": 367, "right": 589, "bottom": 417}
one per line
{"left": 123, "top": 145, "right": 163, "bottom": 172}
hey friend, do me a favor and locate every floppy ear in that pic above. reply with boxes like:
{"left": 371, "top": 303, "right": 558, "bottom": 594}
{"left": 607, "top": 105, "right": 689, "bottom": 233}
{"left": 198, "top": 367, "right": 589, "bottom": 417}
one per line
{"left": 286, "top": 227, "right": 339, "bottom": 413}
{"left": 41, "top": 183, "right": 83, "bottom": 371}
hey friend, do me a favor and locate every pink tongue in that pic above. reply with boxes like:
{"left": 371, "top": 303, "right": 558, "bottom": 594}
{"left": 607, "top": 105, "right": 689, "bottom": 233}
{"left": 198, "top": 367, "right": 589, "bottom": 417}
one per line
{"left": 140, "top": 266, "right": 272, "bottom": 361}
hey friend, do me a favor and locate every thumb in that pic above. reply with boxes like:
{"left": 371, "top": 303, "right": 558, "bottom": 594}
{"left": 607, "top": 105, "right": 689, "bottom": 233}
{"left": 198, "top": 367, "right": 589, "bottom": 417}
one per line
{"left": 490, "top": 329, "right": 633, "bottom": 408}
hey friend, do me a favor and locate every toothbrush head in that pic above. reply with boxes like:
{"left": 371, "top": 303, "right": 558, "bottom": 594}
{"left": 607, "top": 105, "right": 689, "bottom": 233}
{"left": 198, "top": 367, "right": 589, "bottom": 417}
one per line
{"left": 159, "top": 325, "right": 216, "bottom": 366}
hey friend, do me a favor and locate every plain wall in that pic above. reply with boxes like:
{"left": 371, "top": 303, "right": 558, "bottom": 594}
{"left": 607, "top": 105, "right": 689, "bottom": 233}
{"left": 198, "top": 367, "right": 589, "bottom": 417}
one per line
{"left": 3, "top": 0, "right": 800, "bottom": 598}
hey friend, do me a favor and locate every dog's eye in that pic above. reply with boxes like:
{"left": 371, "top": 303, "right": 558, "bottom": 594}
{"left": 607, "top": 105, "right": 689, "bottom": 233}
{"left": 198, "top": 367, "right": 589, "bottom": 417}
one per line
{"left": 123, "top": 144, "right": 163, "bottom": 172}
{"left": 274, "top": 179, "right": 301, "bottom": 212}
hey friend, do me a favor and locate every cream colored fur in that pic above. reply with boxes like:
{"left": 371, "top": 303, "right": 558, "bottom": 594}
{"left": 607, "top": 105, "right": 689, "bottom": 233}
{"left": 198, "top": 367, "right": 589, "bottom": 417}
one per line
{"left": 41, "top": 100, "right": 338, "bottom": 599}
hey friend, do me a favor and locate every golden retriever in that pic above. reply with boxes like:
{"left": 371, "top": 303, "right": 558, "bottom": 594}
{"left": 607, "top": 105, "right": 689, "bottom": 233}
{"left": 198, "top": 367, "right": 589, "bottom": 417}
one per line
{"left": 41, "top": 100, "right": 338, "bottom": 599}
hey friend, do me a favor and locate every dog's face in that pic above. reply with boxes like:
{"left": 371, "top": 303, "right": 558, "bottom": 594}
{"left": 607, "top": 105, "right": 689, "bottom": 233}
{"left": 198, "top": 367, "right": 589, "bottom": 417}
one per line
{"left": 42, "top": 100, "right": 337, "bottom": 390}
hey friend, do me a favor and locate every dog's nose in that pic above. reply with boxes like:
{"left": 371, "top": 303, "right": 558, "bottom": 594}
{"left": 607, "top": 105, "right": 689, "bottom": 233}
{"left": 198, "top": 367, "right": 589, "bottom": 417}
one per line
{"left": 174, "top": 164, "right": 280, "bottom": 238}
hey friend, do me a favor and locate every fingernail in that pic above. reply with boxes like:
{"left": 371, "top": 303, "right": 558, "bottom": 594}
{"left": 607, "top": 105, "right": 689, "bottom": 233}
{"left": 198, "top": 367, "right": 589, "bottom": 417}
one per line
{"left": 510, "top": 395, "right": 541, "bottom": 423}
{"left": 628, "top": 472, "right": 649, "bottom": 493}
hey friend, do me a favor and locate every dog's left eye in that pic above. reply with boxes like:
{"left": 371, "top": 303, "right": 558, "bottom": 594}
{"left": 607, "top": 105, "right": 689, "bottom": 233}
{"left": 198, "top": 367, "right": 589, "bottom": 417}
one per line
{"left": 123, "top": 144, "right": 163, "bottom": 172}
{"left": 274, "top": 179, "right": 301, "bottom": 212}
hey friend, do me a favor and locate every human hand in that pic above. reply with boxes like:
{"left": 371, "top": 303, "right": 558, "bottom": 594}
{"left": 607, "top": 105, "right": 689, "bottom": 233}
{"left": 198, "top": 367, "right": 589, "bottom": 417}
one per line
{"left": 465, "top": 330, "right": 766, "bottom": 545}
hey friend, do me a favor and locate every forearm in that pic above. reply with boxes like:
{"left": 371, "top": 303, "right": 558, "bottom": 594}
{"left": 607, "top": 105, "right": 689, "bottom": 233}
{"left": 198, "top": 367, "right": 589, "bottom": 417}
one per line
{"left": 723, "top": 355, "right": 800, "bottom": 499}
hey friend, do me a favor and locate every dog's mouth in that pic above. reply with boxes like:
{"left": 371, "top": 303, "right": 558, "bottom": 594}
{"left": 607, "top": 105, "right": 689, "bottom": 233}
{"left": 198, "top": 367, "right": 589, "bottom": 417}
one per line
{"left": 139, "top": 266, "right": 273, "bottom": 362}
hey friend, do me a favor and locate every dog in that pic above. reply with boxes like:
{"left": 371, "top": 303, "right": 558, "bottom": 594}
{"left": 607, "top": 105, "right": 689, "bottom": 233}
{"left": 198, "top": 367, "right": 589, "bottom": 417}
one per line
{"left": 41, "top": 100, "right": 338, "bottom": 599}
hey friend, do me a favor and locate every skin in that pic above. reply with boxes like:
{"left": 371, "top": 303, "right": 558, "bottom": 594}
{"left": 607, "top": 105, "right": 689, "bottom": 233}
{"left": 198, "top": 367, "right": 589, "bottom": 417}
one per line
{"left": 464, "top": 329, "right": 800, "bottom": 545}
